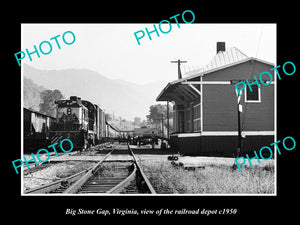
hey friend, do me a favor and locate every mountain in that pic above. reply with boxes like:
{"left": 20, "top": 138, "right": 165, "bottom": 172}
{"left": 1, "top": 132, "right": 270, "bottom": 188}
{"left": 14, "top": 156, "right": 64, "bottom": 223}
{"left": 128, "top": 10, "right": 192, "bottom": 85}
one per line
{"left": 23, "top": 64, "right": 168, "bottom": 120}
{"left": 23, "top": 77, "right": 46, "bottom": 111}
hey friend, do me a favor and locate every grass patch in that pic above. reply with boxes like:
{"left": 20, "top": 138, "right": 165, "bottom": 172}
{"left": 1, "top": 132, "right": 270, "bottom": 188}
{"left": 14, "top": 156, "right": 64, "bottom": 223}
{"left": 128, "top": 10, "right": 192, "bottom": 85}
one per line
{"left": 55, "top": 161, "right": 97, "bottom": 178}
{"left": 96, "top": 162, "right": 132, "bottom": 177}
{"left": 141, "top": 160, "right": 275, "bottom": 194}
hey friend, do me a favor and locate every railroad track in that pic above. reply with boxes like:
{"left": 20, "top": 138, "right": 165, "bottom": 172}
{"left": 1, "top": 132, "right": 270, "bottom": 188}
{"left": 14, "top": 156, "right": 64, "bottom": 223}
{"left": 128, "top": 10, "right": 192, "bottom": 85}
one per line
{"left": 23, "top": 141, "right": 115, "bottom": 173}
{"left": 24, "top": 144, "right": 156, "bottom": 194}
{"left": 64, "top": 144, "right": 156, "bottom": 194}
{"left": 24, "top": 166, "right": 93, "bottom": 194}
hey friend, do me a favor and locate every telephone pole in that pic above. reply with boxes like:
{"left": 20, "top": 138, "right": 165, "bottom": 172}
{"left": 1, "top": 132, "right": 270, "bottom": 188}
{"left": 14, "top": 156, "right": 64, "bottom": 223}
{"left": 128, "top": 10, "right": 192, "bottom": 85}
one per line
{"left": 161, "top": 114, "right": 164, "bottom": 138}
{"left": 237, "top": 103, "right": 242, "bottom": 157}
{"left": 171, "top": 59, "right": 187, "bottom": 79}
{"left": 235, "top": 90, "right": 243, "bottom": 157}
{"left": 167, "top": 101, "right": 169, "bottom": 139}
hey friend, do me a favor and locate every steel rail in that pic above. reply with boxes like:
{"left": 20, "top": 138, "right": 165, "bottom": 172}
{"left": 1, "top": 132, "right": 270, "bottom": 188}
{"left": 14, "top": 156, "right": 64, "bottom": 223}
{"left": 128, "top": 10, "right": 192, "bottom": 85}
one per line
{"left": 23, "top": 143, "right": 115, "bottom": 194}
{"left": 128, "top": 145, "right": 156, "bottom": 194}
{"left": 106, "top": 163, "right": 137, "bottom": 194}
{"left": 24, "top": 144, "right": 156, "bottom": 194}
{"left": 24, "top": 166, "right": 93, "bottom": 194}
{"left": 64, "top": 149, "right": 114, "bottom": 193}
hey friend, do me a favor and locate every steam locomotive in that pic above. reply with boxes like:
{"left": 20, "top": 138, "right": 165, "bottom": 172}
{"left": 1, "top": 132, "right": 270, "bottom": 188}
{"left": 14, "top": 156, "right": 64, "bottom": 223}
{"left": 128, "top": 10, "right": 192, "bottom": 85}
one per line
{"left": 49, "top": 96, "right": 106, "bottom": 149}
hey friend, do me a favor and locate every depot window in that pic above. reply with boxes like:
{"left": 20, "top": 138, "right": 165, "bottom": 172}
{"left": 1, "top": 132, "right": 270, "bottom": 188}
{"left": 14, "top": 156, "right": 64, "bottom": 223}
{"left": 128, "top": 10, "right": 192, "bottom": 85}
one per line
{"left": 245, "top": 84, "right": 261, "bottom": 103}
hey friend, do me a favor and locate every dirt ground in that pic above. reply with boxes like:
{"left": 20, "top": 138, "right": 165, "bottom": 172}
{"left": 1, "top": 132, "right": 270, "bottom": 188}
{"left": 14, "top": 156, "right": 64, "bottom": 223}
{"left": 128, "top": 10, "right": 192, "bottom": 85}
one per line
{"left": 22, "top": 151, "right": 275, "bottom": 194}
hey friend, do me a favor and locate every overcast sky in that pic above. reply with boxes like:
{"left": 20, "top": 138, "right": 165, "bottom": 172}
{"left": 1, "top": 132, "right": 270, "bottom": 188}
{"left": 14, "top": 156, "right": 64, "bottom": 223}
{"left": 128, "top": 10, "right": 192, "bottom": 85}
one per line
{"left": 21, "top": 23, "right": 276, "bottom": 85}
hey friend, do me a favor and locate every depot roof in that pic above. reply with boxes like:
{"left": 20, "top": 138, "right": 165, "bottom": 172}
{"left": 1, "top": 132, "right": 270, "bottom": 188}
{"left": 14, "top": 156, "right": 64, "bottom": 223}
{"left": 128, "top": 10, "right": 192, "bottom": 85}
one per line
{"left": 156, "top": 47, "right": 274, "bottom": 102}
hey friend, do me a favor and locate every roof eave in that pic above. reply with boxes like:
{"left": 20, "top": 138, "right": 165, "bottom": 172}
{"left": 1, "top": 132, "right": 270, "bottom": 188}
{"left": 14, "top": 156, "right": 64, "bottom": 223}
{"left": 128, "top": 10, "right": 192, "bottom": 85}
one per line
{"left": 156, "top": 57, "right": 275, "bottom": 102}
{"left": 156, "top": 82, "right": 172, "bottom": 101}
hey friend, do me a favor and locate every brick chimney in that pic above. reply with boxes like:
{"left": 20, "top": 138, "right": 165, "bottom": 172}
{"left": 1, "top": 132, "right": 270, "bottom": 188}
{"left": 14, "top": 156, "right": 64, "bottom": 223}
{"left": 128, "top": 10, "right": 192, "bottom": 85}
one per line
{"left": 217, "top": 42, "right": 225, "bottom": 54}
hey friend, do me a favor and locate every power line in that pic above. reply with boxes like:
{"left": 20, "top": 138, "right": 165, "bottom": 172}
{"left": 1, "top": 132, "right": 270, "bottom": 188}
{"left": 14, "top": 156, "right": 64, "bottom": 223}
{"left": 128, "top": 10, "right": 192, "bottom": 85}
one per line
{"left": 241, "top": 25, "right": 264, "bottom": 131}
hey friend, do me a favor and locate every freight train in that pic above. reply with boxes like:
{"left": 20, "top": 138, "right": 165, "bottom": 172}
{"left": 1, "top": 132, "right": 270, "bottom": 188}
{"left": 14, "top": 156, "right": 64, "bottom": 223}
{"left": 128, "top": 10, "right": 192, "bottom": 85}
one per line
{"left": 23, "top": 108, "right": 55, "bottom": 153}
{"left": 49, "top": 96, "right": 106, "bottom": 149}
{"left": 24, "top": 96, "right": 111, "bottom": 152}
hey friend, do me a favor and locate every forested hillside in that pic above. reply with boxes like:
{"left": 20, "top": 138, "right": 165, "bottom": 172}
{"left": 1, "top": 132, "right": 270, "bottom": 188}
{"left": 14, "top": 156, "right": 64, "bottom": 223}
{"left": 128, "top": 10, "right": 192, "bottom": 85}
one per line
{"left": 23, "top": 77, "right": 64, "bottom": 117}
{"left": 23, "top": 77, "right": 45, "bottom": 111}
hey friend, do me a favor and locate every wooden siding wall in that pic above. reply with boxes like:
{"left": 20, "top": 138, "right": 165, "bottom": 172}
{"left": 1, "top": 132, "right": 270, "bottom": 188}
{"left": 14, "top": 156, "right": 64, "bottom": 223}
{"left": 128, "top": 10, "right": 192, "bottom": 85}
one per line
{"left": 203, "top": 84, "right": 274, "bottom": 131}
{"left": 202, "top": 61, "right": 274, "bottom": 132}
{"left": 203, "top": 84, "right": 237, "bottom": 131}
{"left": 170, "top": 135, "right": 274, "bottom": 157}
{"left": 242, "top": 85, "right": 274, "bottom": 131}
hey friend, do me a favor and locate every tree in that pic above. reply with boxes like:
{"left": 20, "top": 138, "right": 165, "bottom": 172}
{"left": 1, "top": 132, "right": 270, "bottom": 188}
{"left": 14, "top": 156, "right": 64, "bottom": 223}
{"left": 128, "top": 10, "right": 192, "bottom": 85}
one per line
{"left": 146, "top": 103, "right": 172, "bottom": 123}
{"left": 39, "top": 89, "right": 64, "bottom": 117}
{"left": 105, "top": 113, "right": 112, "bottom": 121}
{"left": 146, "top": 103, "right": 174, "bottom": 136}
{"left": 133, "top": 117, "right": 142, "bottom": 126}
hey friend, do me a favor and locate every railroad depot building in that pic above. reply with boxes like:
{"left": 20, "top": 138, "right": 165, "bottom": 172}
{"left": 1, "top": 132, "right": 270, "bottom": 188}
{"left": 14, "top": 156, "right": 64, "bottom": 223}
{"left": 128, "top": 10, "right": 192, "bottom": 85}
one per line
{"left": 157, "top": 42, "right": 275, "bottom": 156}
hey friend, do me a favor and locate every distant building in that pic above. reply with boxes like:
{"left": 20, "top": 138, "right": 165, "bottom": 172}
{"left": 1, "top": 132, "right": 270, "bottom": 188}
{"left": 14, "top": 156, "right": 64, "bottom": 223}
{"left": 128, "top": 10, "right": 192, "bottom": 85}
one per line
{"left": 133, "top": 127, "right": 158, "bottom": 137}
{"left": 156, "top": 42, "right": 274, "bottom": 156}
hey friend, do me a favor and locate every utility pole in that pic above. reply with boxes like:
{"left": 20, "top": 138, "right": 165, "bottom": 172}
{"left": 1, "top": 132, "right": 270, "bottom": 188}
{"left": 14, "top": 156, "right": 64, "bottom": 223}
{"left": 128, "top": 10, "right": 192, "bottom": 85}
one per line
{"left": 237, "top": 103, "right": 242, "bottom": 157}
{"left": 236, "top": 90, "right": 243, "bottom": 157}
{"left": 167, "top": 101, "right": 169, "bottom": 139}
{"left": 161, "top": 114, "right": 164, "bottom": 138}
{"left": 171, "top": 59, "right": 187, "bottom": 79}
